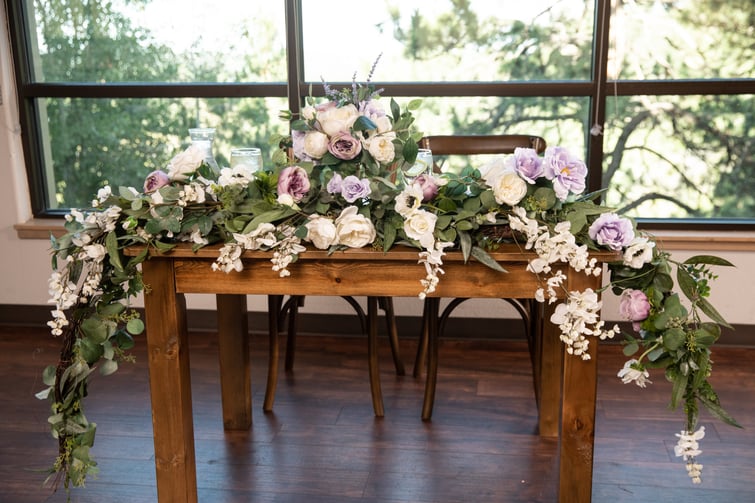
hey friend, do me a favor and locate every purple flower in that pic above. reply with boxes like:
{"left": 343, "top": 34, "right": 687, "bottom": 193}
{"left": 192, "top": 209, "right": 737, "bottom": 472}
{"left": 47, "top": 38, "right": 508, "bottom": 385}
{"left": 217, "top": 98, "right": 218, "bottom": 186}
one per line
{"left": 412, "top": 174, "right": 439, "bottom": 202}
{"left": 542, "top": 146, "right": 587, "bottom": 200}
{"left": 291, "top": 130, "right": 312, "bottom": 162}
{"left": 327, "top": 173, "right": 343, "bottom": 194}
{"left": 619, "top": 289, "right": 651, "bottom": 331}
{"left": 588, "top": 213, "right": 635, "bottom": 251}
{"left": 340, "top": 175, "right": 372, "bottom": 203}
{"left": 328, "top": 131, "right": 362, "bottom": 160}
{"left": 277, "top": 165, "right": 311, "bottom": 203}
{"left": 143, "top": 170, "right": 171, "bottom": 193}
{"left": 510, "top": 147, "right": 544, "bottom": 184}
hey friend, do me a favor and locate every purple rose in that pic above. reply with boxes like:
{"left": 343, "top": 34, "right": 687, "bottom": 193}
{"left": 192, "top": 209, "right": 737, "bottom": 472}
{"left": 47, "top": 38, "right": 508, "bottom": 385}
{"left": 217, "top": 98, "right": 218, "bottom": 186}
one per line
{"left": 340, "top": 175, "right": 372, "bottom": 203}
{"left": 542, "top": 146, "right": 587, "bottom": 200}
{"left": 327, "top": 173, "right": 343, "bottom": 194}
{"left": 619, "top": 289, "right": 651, "bottom": 331}
{"left": 143, "top": 170, "right": 171, "bottom": 193}
{"left": 277, "top": 165, "right": 311, "bottom": 203}
{"left": 413, "top": 174, "right": 439, "bottom": 202}
{"left": 328, "top": 131, "right": 362, "bottom": 161}
{"left": 511, "top": 147, "right": 544, "bottom": 184}
{"left": 588, "top": 213, "right": 635, "bottom": 251}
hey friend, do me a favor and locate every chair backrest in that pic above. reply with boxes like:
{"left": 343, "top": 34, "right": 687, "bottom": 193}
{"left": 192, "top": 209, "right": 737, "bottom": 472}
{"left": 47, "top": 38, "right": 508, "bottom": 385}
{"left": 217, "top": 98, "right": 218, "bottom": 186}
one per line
{"left": 418, "top": 134, "right": 546, "bottom": 156}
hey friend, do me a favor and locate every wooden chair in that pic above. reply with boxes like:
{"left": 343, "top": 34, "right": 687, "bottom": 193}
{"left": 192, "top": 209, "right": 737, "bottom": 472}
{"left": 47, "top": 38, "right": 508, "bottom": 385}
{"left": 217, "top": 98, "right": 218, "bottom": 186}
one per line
{"left": 415, "top": 134, "right": 547, "bottom": 420}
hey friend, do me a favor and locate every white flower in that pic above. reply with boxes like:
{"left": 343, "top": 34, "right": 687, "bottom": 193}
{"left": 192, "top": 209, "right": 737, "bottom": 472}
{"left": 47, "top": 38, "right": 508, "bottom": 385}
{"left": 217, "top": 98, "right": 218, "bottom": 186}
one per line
{"left": 417, "top": 241, "right": 454, "bottom": 298}
{"left": 394, "top": 185, "right": 424, "bottom": 217}
{"left": 374, "top": 116, "right": 393, "bottom": 134}
{"left": 212, "top": 243, "right": 244, "bottom": 273}
{"left": 478, "top": 155, "right": 511, "bottom": 182}
{"left": 302, "top": 130, "right": 329, "bottom": 159}
{"left": 617, "top": 359, "right": 652, "bottom": 387}
{"left": 301, "top": 105, "right": 316, "bottom": 120}
{"left": 217, "top": 166, "right": 255, "bottom": 187}
{"left": 623, "top": 236, "right": 655, "bottom": 269}
{"left": 317, "top": 103, "right": 359, "bottom": 137}
{"left": 277, "top": 193, "right": 296, "bottom": 207}
{"left": 166, "top": 144, "right": 205, "bottom": 181}
{"left": 675, "top": 427, "right": 705, "bottom": 480}
{"left": 82, "top": 243, "right": 107, "bottom": 262}
{"left": 305, "top": 215, "right": 337, "bottom": 249}
{"left": 490, "top": 172, "right": 528, "bottom": 206}
{"left": 403, "top": 209, "right": 437, "bottom": 250}
{"left": 367, "top": 135, "right": 396, "bottom": 163}
{"left": 233, "top": 223, "right": 277, "bottom": 250}
{"left": 334, "top": 206, "right": 376, "bottom": 248}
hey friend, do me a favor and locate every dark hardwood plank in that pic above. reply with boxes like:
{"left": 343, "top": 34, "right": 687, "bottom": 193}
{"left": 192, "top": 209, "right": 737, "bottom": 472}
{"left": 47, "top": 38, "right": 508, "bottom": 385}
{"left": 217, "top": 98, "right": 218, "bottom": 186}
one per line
{"left": 1, "top": 325, "right": 753, "bottom": 502}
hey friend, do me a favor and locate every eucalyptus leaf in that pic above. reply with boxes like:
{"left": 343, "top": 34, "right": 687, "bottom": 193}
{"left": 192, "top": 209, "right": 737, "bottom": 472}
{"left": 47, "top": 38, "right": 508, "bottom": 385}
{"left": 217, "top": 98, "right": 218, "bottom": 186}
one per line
{"left": 622, "top": 341, "right": 639, "bottom": 356}
{"left": 471, "top": 246, "right": 507, "bottom": 273}
{"left": 100, "top": 359, "right": 119, "bottom": 376}
{"left": 42, "top": 365, "right": 58, "bottom": 386}
{"left": 684, "top": 255, "right": 735, "bottom": 267}
{"left": 127, "top": 317, "right": 145, "bottom": 335}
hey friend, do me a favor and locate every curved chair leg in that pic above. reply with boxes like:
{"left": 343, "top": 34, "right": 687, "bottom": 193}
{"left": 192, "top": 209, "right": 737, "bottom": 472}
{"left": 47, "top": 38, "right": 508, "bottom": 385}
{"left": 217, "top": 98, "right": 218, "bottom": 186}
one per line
{"left": 264, "top": 295, "right": 283, "bottom": 412}
{"left": 283, "top": 295, "right": 306, "bottom": 372}
{"left": 378, "top": 297, "right": 405, "bottom": 376}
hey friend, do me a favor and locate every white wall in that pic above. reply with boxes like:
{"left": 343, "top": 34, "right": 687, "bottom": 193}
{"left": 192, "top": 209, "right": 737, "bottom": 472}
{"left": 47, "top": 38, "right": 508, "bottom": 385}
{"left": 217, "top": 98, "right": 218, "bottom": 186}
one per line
{"left": 1, "top": 11, "right": 753, "bottom": 324}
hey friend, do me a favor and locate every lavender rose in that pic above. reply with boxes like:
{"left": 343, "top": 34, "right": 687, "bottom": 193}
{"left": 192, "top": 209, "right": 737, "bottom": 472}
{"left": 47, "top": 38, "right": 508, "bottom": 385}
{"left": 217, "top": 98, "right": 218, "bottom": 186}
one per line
{"left": 326, "top": 173, "right": 343, "bottom": 194}
{"left": 277, "top": 165, "right": 311, "bottom": 203}
{"left": 588, "top": 213, "right": 635, "bottom": 251}
{"left": 340, "top": 175, "right": 372, "bottom": 203}
{"left": 542, "top": 146, "right": 587, "bottom": 200}
{"left": 619, "top": 289, "right": 651, "bottom": 331}
{"left": 507, "top": 147, "right": 544, "bottom": 184}
{"left": 412, "top": 174, "right": 439, "bottom": 202}
{"left": 328, "top": 131, "right": 363, "bottom": 161}
{"left": 143, "top": 170, "right": 171, "bottom": 193}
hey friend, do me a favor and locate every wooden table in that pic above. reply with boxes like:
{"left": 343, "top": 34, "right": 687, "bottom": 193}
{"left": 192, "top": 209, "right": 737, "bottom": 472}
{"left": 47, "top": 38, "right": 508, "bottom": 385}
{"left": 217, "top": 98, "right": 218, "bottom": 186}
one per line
{"left": 131, "top": 244, "right": 614, "bottom": 502}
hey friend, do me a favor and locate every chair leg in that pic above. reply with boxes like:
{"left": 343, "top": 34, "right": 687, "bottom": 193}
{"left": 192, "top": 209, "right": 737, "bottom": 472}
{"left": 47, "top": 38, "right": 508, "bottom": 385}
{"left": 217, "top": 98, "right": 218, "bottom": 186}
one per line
{"left": 367, "top": 296, "right": 385, "bottom": 417}
{"left": 378, "top": 297, "right": 405, "bottom": 376}
{"left": 264, "top": 295, "right": 283, "bottom": 412}
{"left": 421, "top": 297, "right": 441, "bottom": 420}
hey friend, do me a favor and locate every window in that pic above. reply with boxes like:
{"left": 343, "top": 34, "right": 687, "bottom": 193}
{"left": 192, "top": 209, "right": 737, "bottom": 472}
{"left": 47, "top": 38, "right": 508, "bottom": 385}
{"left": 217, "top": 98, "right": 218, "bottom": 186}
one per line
{"left": 6, "top": 0, "right": 753, "bottom": 226}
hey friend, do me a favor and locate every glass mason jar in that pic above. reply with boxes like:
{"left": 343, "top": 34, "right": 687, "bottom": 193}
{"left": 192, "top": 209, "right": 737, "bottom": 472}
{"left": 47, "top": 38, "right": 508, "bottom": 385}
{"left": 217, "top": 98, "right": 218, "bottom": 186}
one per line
{"left": 188, "top": 127, "right": 219, "bottom": 172}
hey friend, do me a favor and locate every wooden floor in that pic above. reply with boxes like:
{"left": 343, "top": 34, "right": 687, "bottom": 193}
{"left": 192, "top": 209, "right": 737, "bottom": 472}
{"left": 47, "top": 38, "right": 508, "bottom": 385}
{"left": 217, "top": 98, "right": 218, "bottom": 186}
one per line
{"left": 1, "top": 323, "right": 754, "bottom": 502}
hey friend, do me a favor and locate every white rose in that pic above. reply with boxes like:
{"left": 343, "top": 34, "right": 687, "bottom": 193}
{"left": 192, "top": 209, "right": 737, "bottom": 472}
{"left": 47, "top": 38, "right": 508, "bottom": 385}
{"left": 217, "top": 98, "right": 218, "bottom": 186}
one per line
{"left": 277, "top": 193, "right": 295, "bottom": 207}
{"left": 317, "top": 104, "right": 359, "bottom": 137}
{"left": 334, "top": 206, "right": 376, "bottom": 248}
{"left": 403, "top": 209, "right": 437, "bottom": 249}
{"left": 301, "top": 105, "right": 316, "bottom": 120}
{"left": 167, "top": 144, "right": 205, "bottom": 181}
{"left": 374, "top": 116, "right": 393, "bottom": 134}
{"left": 303, "top": 131, "right": 329, "bottom": 159}
{"left": 479, "top": 155, "right": 510, "bottom": 183}
{"left": 367, "top": 136, "right": 396, "bottom": 164}
{"left": 491, "top": 172, "right": 528, "bottom": 206}
{"left": 305, "top": 215, "right": 337, "bottom": 249}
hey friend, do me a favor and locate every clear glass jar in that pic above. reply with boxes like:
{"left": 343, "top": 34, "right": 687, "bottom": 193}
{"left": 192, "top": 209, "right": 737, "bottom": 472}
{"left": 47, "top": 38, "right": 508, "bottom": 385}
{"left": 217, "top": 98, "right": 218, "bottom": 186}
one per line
{"left": 188, "top": 127, "right": 219, "bottom": 172}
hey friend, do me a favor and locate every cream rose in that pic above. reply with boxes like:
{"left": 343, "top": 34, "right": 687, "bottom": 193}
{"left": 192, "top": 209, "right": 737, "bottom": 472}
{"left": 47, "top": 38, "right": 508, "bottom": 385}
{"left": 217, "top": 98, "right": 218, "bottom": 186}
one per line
{"left": 374, "top": 116, "right": 393, "bottom": 134}
{"left": 305, "top": 215, "right": 337, "bottom": 249}
{"left": 334, "top": 206, "right": 376, "bottom": 248}
{"left": 491, "top": 172, "right": 528, "bottom": 206}
{"left": 301, "top": 105, "right": 316, "bottom": 120}
{"left": 166, "top": 144, "right": 205, "bottom": 181}
{"left": 403, "top": 209, "right": 437, "bottom": 249}
{"left": 303, "top": 131, "right": 329, "bottom": 159}
{"left": 317, "top": 104, "right": 359, "bottom": 137}
{"left": 367, "top": 135, "right": 396, "bottom": 164}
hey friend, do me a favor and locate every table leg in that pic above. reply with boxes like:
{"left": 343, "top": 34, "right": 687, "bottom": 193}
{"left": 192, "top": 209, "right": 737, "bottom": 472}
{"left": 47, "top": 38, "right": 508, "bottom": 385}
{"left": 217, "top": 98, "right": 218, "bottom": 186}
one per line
{"left": 367, "top": 296, "right": 385, "bottom": 417}
{"left": 537, "top": 302, "right": 563, "bottom": 437}
{"left": 264, "top": 295, "right": 282, "bottom": 412}
{"left": 558, "top": 339, "right": 597, "bottom": 502}
{"left": 421, "top": 297, "right": 440, "bottom": 421}
{"left": 142, "top": 258, "right": 198, "bottom": 503}
{"left": 216, "top": 294, "right": 252, "bottom": 429}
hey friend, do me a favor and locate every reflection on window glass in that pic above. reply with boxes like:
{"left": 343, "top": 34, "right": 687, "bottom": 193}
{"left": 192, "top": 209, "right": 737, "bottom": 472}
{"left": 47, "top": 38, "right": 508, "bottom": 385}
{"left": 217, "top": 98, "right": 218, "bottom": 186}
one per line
{"left": 28, "top": 0, "right": 286, "bottom": 83}
{"left": 302, "top": 0, "right": 594, "bottom": 82}
{"left": 602, "top": 94, "right": 754, "bottom": 220}
{"left": 608, "top": 0, "right": 754, "bottom": 80}
{"left": 40, "top": 97, "right": 288, "bottom": 209}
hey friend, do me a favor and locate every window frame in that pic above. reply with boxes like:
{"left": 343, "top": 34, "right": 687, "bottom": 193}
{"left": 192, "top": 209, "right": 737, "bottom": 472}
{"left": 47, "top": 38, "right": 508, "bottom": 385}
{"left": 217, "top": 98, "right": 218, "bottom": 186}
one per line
{"left": 5, "top": 0, "right": 754, "bottom": 229}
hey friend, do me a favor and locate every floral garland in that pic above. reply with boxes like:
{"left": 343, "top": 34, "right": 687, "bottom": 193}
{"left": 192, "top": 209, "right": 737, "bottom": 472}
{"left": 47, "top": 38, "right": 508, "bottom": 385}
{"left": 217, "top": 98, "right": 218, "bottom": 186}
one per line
{"left": 39, "top": 69, "right": 739, "bottom": 492}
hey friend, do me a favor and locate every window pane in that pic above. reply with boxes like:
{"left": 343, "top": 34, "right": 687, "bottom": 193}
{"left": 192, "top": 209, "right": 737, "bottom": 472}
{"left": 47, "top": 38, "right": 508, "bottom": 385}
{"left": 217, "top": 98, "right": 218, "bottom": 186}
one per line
{"left": 400, "top": 95, "right": 589, "bottom": 171}
{"left": 38, "top": 97, "right": 288, "bottom": 209}
{"left": 602, "top": 94, "right": 754, "bottom": 220}
{"left": 26, "top": 0, "right": 286, "bottom": 83}
{"left": 302, "top": 0, "right": 594, "bottom": 82}
{"left": 608, "top": 0, "right": 754, "bottom": 80}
